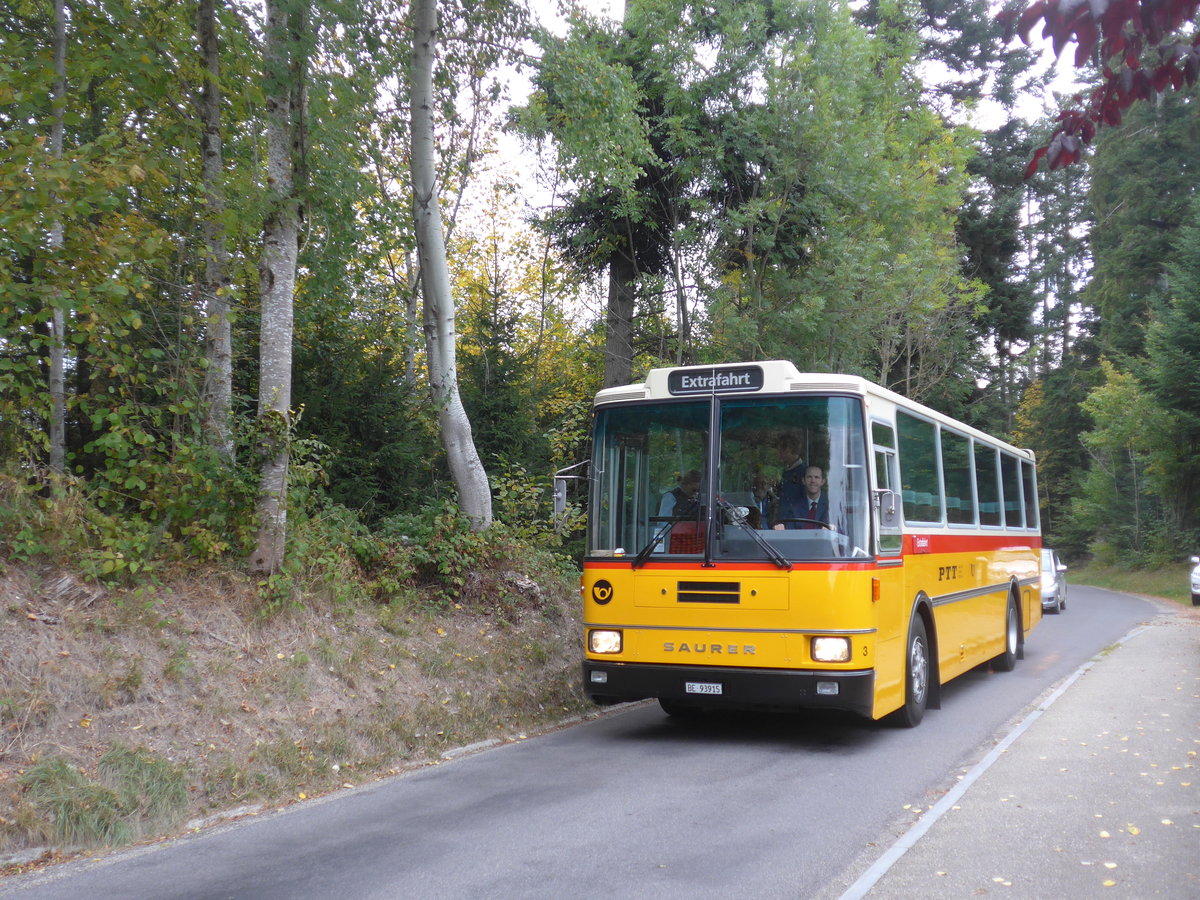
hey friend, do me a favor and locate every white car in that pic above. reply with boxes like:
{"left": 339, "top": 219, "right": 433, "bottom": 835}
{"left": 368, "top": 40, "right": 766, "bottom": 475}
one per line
{"left": 1190, "top": 556, "right": 1200, "bottom": 606}
{"left": 1040, "top": 548, "right": 1068, "bottom": 614}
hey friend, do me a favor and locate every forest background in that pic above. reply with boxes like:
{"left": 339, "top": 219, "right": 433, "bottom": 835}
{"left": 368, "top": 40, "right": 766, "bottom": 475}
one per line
{"left": 1, "top": 0, "right": 1199, "bottom": 858}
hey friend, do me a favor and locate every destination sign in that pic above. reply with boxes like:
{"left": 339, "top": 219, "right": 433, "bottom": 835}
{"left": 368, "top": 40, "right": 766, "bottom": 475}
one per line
{"left": 667, "top": 365, "right": 764, "bottom": 395}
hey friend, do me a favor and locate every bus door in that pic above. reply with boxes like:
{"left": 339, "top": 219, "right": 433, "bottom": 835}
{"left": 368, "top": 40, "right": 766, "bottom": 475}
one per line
{"left": 871, "top": 421, "right": 906, "bottom": 709}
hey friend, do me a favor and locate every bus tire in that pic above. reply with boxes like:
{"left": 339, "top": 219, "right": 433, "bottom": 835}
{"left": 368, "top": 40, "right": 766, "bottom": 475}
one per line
{"left": 893, "top": 615, "right": 929, "bottom": 728}
{"left": 993, "top": 594, "right": 1019, "bottom": 672}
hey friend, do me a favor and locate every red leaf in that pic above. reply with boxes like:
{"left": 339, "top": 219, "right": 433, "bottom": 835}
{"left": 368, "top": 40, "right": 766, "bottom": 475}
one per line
{"left": 1025, "top": 145, "right": 1049, "bottom": 179}
{"left": 1017, "top": 1, "right": 1048, "bottom": 43}
{"left": 1075, "top": 20, "right": 1099, "bottom": 65}
{"left": 1099, "top": 3, "right": 1127, "bottom": 38}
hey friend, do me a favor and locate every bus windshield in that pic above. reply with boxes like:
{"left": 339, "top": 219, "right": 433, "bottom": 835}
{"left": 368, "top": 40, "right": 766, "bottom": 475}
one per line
{"left": 588, "top": 395, "right": 870, "bottom": 561}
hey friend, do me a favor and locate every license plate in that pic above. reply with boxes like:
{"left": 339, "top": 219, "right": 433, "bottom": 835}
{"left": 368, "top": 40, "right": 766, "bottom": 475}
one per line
{"left": 685, "top": 681, "right": 723, "bottom": 695}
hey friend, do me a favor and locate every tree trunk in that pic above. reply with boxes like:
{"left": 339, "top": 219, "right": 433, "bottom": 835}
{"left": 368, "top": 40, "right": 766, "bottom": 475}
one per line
{"left": 603, "top": 249, "right": 637, "bottom": 389}
{"left": 199, "top": 0, "right": 234, "bottom": 460}
{"left": 47, "top": 0, "right": 67, "bottom": 477}
{"left": 670, "top": 243, "right": 689, "bottom": 367}
{"left": 409, "top": 0, "right": 492, "bottom": 528}
{"left": 250, "top": 0, "right": 304, "bottom": 575}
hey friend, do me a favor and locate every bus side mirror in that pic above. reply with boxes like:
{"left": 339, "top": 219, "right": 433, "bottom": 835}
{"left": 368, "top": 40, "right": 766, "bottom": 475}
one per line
{"left": 874, "top": 489, "right": 900, "bottom": 529}
{"left": 553, "top": 477, "right": 568, "bottom": 518}
{"left": 552, "top": 460, "right": 589, "bottom": 533}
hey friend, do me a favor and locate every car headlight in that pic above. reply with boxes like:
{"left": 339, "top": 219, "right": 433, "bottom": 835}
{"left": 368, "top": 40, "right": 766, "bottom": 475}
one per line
{"left": 588, "top": 629, "right": 622, "bottom": 654}
{"left": 1041, "top": 574, "right": 1057, "bottom": 590}
{"left": 812, "top": 636, "right": 851, "bottom": 663}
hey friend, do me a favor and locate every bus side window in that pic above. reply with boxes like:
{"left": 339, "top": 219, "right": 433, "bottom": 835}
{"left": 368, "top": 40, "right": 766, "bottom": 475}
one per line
{"left": 1021, "top": 460, "right": 1039, "bottom": 531}
{"left": 941, "top": 430, "right": 975, "bottom": 525}
{"left": 1000, "top": 453, "right": 1023, "bottom": 528}
{"left": 974, "top": 442, "right": 1001, "bottom": 527}
{"left": 897, "top": 411, "right": 943, "bottom": 524}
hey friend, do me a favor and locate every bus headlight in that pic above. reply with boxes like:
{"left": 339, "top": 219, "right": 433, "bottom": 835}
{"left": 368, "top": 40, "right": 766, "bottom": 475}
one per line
{"left": 812, "top": 636, "right": 851, "bottom": 663}
{"left": 589, "top": 629, "right": 623, "bottom": 654}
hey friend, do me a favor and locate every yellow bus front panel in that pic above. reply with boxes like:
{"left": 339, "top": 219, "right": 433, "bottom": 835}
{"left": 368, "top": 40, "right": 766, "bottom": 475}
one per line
{"left": 583, "top": 562, "right": 882, "bottom": 716}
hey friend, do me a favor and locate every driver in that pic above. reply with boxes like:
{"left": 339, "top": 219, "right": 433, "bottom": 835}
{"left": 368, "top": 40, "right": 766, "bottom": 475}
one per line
{"left": 775, "top": 464, "right": 828, "bottom": 530}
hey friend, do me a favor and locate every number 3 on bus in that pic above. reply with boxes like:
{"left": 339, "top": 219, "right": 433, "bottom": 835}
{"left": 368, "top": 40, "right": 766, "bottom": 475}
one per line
{"left": 580, "top": 361, "right": 1042, "bottom": 726}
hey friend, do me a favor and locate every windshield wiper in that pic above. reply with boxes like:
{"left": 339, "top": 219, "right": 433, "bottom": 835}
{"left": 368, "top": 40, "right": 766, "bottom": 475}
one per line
{"left": 631, "top": 518, "right": 679, "bottom": 569}
{"left": 715, "top": 495, "right": 792, "bottom": 571}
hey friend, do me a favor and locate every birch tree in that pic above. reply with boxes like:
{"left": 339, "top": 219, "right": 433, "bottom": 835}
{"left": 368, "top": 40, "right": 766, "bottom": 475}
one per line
{"left": 250, "top": 0, "right": 307, "bottom": 574}
{"left": 409, "top": 0, "right": 492, "bottom": 528}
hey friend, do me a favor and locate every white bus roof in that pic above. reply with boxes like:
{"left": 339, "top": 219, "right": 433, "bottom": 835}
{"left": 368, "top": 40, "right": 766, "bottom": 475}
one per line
{"left": 594, "top": 361, "right": 1034, "bottom": 461}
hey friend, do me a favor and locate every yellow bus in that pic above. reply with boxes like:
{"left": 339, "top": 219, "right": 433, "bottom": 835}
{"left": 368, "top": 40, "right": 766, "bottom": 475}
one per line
{"left": 581, "top": 361, "right": 1041, "bottom": 726}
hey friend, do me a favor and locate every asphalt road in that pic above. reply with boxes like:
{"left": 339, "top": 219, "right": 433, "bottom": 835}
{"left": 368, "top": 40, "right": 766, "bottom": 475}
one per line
{"left": 1, "top": 585, "right": 1158, "bottom": 900}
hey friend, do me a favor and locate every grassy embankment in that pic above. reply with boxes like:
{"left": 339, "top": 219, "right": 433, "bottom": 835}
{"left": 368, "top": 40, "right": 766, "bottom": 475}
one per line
{"left": 0, "top": 555, "right": 592, "bottom": 870}
{"left": 1068, "top": 561, "right": 1194, "bottom": 606}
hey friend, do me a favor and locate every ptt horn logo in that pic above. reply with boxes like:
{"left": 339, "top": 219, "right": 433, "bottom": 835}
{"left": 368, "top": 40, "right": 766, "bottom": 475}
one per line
{"left": 591, "top": 580, "right": 614, "bottom": 605}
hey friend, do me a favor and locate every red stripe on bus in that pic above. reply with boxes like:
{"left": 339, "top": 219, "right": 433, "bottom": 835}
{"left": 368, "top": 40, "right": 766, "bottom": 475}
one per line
{"left": 904, "top": 533, "right": 1041, "bottom": 554}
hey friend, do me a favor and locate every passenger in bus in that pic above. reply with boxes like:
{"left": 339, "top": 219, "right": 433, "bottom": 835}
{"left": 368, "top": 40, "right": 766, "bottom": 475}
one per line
{"left": 659, "top": 469, "right": 701, "bottom": 518}
{"left": 772, "top": 434, "right": 807, "bottom": 526}
{"left": 750, "top": 469, "right": 775, "bottom": 528}
{"left": 775, "top": 465, "right": 829, "bottom": 529}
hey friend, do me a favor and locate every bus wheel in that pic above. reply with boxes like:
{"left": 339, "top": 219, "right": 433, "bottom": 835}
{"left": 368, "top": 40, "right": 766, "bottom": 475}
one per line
{"left": 893, "top": 616, "right": 929, "bottom": 728}
{"left": 993, "top": 595, "right": 1019, "bottom": 672}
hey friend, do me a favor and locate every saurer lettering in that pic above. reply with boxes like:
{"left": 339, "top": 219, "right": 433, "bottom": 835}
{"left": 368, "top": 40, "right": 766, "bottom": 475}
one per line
{"left": 663, "top": 642, "right": 756, "bottom": 655}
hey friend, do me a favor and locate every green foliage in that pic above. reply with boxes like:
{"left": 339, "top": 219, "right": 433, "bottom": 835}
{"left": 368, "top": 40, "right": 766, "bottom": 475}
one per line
{"left": 491, "top": 462, "right": 582, "bottom": 548}
{"left": 703, "top": 0, "right": 982, "bottom": 400}
{"left": 515, "top": 11, "right": 656, "bottom": 207}
{"left": 0, "top": 420, "right": 259, "bottom": 584}
{"left": 1013, "top": 361, "right": 1099, "bottom": 552}
{"left": 1064, "top": 361, "right": 1188, "bottom": 565}
{"left": 1086, "top": 82, "right": 1200, "bottom": 361}
{"left": 4, "top": 0, "right": 1178, "bottom": 585}
{"left": 1141, "top": 194, "right": 1200, "bottom": 535}
{"left": 1061, "top": 83, "right": 1200, "bottom": 564}
{"left": 378, "top": 504, "right": 494, "bottom": 604}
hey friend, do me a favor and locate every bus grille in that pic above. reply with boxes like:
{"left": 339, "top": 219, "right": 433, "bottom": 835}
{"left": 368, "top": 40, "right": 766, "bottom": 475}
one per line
{"left": 677, "top": 581, "right": 740, "bottom": 603}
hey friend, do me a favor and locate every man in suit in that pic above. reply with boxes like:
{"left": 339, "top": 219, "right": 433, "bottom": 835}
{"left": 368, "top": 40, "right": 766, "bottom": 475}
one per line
{"left": 798, "top": 465, "right": 829, "bottom": 528}
{"left": 775, "top": 464, "right": 828, "bottom": 530}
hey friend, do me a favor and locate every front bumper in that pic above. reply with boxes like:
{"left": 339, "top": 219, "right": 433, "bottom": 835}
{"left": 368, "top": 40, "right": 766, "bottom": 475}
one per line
{"left": 583, "top": 660, "right": 876, "bottom": 718}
